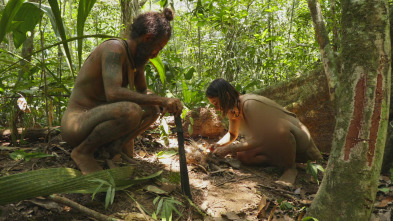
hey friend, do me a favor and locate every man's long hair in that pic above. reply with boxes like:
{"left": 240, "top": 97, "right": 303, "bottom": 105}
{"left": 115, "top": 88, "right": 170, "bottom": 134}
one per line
{"left": 130, "top": 8, "right": 174, "bottom": 42}
{"left": 206, "top": 78, "right": 240, "bottom": 115}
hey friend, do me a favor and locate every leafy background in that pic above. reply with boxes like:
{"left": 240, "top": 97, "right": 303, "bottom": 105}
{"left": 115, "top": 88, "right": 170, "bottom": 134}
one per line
{"left": 0, "top": 0, "right": 333, "bottom": 130}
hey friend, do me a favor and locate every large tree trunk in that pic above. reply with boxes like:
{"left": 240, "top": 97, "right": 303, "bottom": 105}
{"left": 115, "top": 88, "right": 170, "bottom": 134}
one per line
{"left": 119, "top": 0, "right": 148, "bottom": 38}
{"left": 306, "top": 0, "right": 391, "bottom": 220}
{"left": 380, "top": 6, "right": 393, "bottom": 175}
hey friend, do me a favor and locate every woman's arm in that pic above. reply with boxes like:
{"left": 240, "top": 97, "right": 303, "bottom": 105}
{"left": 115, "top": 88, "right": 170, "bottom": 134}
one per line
{"left": 216, "top": 116, "right": 240, "bottom": 146}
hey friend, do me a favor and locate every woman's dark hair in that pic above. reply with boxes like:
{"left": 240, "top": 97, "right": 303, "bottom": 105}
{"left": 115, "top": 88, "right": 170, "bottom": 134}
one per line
{"left": 130, "top": 8, "right": 174, "bottom": 42}
{"left": 206, "top": 78, "right": 240, "bottom": 114}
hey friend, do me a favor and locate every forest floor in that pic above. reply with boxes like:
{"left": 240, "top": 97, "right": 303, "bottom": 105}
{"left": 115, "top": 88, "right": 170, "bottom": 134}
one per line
{"left": 0, "top": 117, "right": 392, "bottom": 221}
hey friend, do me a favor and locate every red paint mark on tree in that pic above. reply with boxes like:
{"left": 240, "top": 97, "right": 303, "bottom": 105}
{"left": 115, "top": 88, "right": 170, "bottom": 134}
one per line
{"left": 344, "top": 76, "right": 366, "bottom": 160}
{"left": 368, "top": 74, "right": 383, "bottom": 166}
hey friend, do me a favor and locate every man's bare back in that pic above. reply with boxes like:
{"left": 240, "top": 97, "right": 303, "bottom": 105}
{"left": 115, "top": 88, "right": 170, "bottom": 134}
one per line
{"left": 61, "top": 9, "right": 182, "bottom": 174}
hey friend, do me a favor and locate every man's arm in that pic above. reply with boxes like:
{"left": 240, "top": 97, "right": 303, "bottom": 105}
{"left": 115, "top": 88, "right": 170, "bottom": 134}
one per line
{"left": 101, "top": 41, "right": 182, "bottom": 115}
{"left": 102, "top": 46, "right": 163, "bottom": 105}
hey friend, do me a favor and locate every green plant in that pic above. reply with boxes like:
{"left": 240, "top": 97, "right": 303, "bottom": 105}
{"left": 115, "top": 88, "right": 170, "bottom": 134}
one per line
{"left": 157, "top": 149, "right": 178, "bottom": 159}
{"left": 188, "top": 116, "right": 194, "bottom": 135}
{"left": 306, "top": 161, "right": 324, "bottom": 185}
{"left": 302, "top": 217, "right": 319, "bottom": 221}
{"left": 9, "top": 149, "right": 54, "bottom": 161}
{"left": 152, "top": 196, "right": 183, "bottom": 221}
{"left": 159, "top": 117, "right": 170, "bottom": 146}
{"left": 277, "top": 199, "right": 294, "bottom": 211}
{"left": 90, "top": 175, "right": 116, "bottom": 209}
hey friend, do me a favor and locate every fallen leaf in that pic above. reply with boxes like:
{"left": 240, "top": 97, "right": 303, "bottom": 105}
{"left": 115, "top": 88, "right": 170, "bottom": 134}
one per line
{"left": 223, "top": 211, "right": 240, "bottom": 220}
{"left": 257, "top": 194, "right": 269, "bottom": 218}
{"left": 375, "top": 195, "right": 393, "bottom": 208}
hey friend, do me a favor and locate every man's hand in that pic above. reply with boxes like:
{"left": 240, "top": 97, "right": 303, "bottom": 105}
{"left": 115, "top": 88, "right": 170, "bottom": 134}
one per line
{"left": 213, "top": 145, "right": 232, "bottom": 157}
{"left": 162, "top": 98, "right": 183, "bottom": 117}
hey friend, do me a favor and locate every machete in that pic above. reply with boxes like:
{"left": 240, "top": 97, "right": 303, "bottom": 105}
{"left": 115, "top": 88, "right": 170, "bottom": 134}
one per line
{"left": 174, "top": 116, "right": 192, "bottom": 200}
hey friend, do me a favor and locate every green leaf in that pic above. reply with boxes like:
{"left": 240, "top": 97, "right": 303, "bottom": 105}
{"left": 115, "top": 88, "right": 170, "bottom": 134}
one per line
{"left": 105, "top": 186, "right": 112, "bottom": 208}
{"left": 11, "top": 2, "right": 42, "bottom": 48}
{"left": 0, "top": 166, "right": 136, "bottom": 205}
{"left": 159, "top": 0, "right": 168, "bottom": 7}
{"left": 47, "top": 0, "right": 74, "bottom": 76}
{"left": 161, "top": 117, "right": 169, "bottom": 135}
{"left": 0, "top": 0, "right": 24, "bottom": 43}
{"left": 279, "top": 201, "right": 294, "bottom": 210}
{"left": 91, "top": 182, "right": 105, "bottom": 200}
{"left": 110, "top": 187, "right": 115, "bottom": 205}
{"left": 184, "top": 66, "right": 195, "bottom": 80}
{"left": 156, "top": 198, "right": 164, "bottom": 215}
{"left": 28, "top": 2, "right": 74, "bottom": 77}
{"left": 145, "top": 185, "right": 168, "bottom": 195}
{"left": 188, "top": 124, "right": 193, "bottom": 136}
{"left": 302, "top": 217, "right": 319, "bottom": 221}
{"left": 149, "top": 56, "right": 166, "bottom": 86}
{"left": 157, "top": 149, "right": 178, "bottom": 159}
{"left": 196, "top": 20, "right": 206, "bottom": 27}
{"left": 182, "top": 80, "right": 191, "bottom": 104}
{"left": 164, "top": 202, "right": 172, "bottom": 221}
{"left": 77, "top": 0, "right": 97, "bottom": 69}
{"left": 133, "top": 170, "right": 163, "bottom": 181}
{"left": 9, "top": 150, "right": 54, "bottom": 162}
{"left": 153, "top": 196, "right": 161, "bottom": 205}
{"left": 378, "top": 187, "right": 390, "bottom": 194}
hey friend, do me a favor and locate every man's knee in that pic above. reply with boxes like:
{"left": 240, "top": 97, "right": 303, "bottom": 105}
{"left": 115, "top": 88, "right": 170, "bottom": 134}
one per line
{"left": 143, "top": 105, "right": 160, "bottom": 122}
{"left": 116, "top": 102, "right": 143, "bottom": 125}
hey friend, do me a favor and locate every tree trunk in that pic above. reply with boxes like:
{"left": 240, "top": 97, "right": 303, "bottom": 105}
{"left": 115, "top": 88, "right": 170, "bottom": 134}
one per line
{"left": 119, "top": 0, "right": 147, "bottom": 38}
{"left": 380, "top": 6, "right": 393, "bottom": 175}
{"left": 306, "top": 0, "right": 391, "bottom": 220}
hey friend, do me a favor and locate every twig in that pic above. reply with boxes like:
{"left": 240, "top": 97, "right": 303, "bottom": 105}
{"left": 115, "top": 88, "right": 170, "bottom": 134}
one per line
{"left": 124, "top": 191, "right": 154, "bottom": 221}
{"left": 215, "top": 175, "right": 257, "bottom": 187}
{"left": 185, "top": 196, "right": 207, "bottom": 218}
{"left": 48, "top": 194, "right": 122, "bottom": 221}
{"left": 258, "top": 184, "right": 299, "bottom": 202}
{"left": 268, "top": 204, "right": 277, "bottom": 221}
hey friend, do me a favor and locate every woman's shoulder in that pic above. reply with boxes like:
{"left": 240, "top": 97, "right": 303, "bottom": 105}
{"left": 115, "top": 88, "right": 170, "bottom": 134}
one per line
{"left": 241, "top": 94, "right": 278, "bottom": 106}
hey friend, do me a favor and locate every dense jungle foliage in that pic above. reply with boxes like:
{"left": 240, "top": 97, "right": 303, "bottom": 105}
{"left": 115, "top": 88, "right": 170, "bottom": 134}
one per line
{"left": 0, "top": 0, "right": 336, "bottom": 130}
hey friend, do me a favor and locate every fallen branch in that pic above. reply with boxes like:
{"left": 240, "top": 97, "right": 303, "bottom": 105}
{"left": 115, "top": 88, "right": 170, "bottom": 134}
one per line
{"left": 48, "top": 194, "right": 122, "bottom": 221}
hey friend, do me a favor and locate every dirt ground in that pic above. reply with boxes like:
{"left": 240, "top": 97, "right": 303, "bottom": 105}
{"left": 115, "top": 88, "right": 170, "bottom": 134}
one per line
{"left": 0, "top": 118, "right": 392, "bottom": 221}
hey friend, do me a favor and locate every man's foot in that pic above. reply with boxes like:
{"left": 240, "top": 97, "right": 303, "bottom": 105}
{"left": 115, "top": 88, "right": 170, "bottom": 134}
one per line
{"left": 71, "top": 149, "right": 103, "bottom": 175}
{"left": 275, "top": 167, "right": 298, "bottom": 187}
{"left": 122, "top": 139, "right": 134, "bottom": 158}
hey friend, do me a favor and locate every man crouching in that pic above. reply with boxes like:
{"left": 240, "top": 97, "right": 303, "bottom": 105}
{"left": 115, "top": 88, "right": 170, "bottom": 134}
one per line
{"left": 61, "top": 8, "right": 182, "bottom": 174}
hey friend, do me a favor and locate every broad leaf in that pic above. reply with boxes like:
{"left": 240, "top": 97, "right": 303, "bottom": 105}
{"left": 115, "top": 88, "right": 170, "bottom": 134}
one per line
{"left": 47, "top": 0, "right": 74, "bottom": 76}
{"left": 77, "top": 0, "right": 97, "bottom": 69}
{"left": 149, "top": 56, "right": 166, "bottom": 86}
{"left": 0, "top": 0, "right": 24, "bottom": 43}
{"left": 11, "top": 2, "right": 43, "bottom": 48}
{"left": 182, "top": 80, "right": 191, "bottom": 104}
{"left": 29, "top": 2, "right": 74, "bottom": 77}
{"left": 184, "top": 66, "right": 195, "bottom": 80}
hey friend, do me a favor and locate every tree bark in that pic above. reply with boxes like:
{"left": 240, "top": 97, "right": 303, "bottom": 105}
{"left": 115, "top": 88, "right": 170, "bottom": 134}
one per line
{"left": 306, "top": 0, "right": 391, "bottom": 220}
{"left": 307, "top": 0, "right": 338, "bottom": 101}
{"left": 119, "top": 0, "right": 147, "bottom": 38}
{"left": 380, "top": 6, "right": 393, "bottom": 175}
